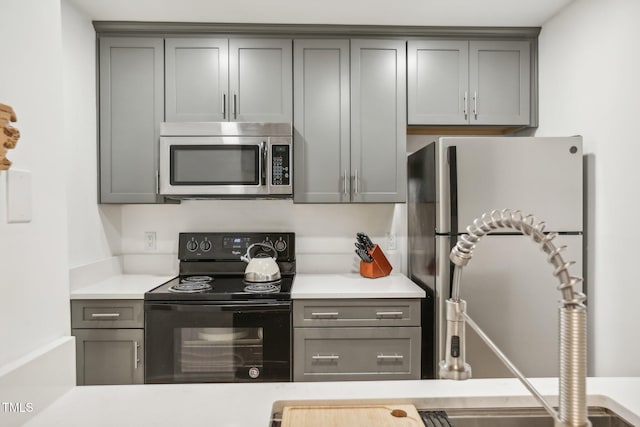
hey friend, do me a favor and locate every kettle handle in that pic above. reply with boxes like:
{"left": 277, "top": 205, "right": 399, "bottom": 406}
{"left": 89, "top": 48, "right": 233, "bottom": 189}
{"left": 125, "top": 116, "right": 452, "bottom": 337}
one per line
{"left": 241, "top": 242, "right": 277, "bottom": 263}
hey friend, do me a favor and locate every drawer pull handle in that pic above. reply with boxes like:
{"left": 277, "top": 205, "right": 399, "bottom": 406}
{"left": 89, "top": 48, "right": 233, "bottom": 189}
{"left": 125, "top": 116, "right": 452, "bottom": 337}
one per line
{"left": 376, "top": 311, "right": 403, "bottom": 318}
{"left": 311, "top": 312, "right": 339, "bottom": 317}
{"left": 377, "top": 354, "right": 404, "bottom": 360}
{"left": 91, "top": 313, "right": 121, "bottom": 318}
{"left": 312, "top": 354, "right": 340, "bottom": 360}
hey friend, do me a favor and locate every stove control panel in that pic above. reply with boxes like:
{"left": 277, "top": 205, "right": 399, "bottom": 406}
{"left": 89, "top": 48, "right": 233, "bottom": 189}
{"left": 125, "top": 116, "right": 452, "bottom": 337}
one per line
{"left": 178, "top": 232, "right": 295, "bottom": 261}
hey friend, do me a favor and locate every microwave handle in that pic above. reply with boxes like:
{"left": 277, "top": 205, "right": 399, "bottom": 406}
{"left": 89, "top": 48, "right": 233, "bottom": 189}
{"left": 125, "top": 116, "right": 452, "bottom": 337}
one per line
{"left": 260, "top": 140, "right": 267, "bottom": 186}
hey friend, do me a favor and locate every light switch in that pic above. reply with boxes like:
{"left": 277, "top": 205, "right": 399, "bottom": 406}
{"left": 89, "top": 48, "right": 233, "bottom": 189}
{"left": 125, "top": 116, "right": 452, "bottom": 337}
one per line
{"left": 7, "top": 169, "right": 32, "bottom": 223}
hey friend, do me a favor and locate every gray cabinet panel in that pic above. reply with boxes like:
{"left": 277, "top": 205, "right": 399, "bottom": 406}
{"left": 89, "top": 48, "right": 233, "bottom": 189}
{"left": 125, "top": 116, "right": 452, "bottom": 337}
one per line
{"left": 293, "top": 299, "right": 421, "bottom": 327}
{"left": 408, "top": 40, "right": 469, "bottom": 125}
{"left": 469, "top": 40, "right": 531, "bottom": 125}
{"left": 99, "top": 37, "right": 164, "bottom": 203}
{"left": 71, "top": 300, "right": 144, "bottom": 329}
{"left": 350, "top": 40, "right": 406, "bottom": 203}
{"left": 165, "top": 38, "right": 228, "bottom": 122}
{"left": 73, "top": 329, "right": 143, "bottom": 385}
{"left": 293, "top": 40, "right": 350, "bottom": 203}
{"left": 293, "top": 327, "right": 420, "bottom": 381}
{"left": 229, "top": 39, "right": 292, "bottom": 122}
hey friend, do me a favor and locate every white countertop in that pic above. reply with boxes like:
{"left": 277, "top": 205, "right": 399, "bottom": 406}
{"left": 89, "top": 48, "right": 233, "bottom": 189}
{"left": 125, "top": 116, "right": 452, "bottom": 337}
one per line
{"left": 22, "top": 377, "right": 640, "bottom": 427}
{"left": 69, "top": 274, "right": 175, "bottom": 299}
{"left": 292, "top": 273, "right": 426, "bottom": 299}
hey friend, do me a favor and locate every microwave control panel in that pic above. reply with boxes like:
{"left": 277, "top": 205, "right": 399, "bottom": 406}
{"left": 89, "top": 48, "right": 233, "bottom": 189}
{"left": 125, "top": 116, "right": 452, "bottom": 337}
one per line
{"left": 272, "top": 145, "right": 290, "bottom": 186}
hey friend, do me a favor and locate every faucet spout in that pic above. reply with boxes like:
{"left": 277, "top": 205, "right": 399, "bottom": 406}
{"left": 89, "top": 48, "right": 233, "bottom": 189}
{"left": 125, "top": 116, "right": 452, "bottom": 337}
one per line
{"left": 439, "top": 209, "right": 590, "bottom": 427}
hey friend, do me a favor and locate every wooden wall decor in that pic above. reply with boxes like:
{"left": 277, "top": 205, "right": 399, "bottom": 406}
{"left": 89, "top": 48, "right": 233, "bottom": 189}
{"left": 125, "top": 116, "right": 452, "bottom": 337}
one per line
{"left": 0, "top": 103, "right": 20, "bottom": 170}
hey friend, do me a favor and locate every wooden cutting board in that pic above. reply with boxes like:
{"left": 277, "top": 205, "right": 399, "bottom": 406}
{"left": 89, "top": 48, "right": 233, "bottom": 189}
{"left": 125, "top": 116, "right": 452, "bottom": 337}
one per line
{"left": 281, "top": 404, "right": 423, "bottom": 427}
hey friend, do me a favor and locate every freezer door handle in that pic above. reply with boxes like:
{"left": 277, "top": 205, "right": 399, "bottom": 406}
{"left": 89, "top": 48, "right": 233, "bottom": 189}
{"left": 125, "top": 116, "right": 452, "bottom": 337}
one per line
{"left": 447, "top": 145, "right": 459, "bottom": 235}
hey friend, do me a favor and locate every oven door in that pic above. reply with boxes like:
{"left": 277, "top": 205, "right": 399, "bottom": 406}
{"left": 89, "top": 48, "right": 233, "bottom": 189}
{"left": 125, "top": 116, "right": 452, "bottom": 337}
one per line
{"left": 145, "top": 301, "right": 291, "bottom": 384}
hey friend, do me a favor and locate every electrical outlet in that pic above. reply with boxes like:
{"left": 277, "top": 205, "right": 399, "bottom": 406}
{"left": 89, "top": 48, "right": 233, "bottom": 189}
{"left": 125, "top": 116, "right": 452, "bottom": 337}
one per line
{"left": 386, "top": 232, "right": 397, "bottom": 251}
{"left": 144, "top": 231, "right": 157, "bottom": 251}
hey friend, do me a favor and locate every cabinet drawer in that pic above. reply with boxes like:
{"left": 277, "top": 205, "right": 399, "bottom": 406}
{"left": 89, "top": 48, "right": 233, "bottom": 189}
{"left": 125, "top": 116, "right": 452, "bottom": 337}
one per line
{"left": 71, "top": 300, "right": 143, "bottom": 329}
{"left": 293, "top": 327, "right": 420, "bottom": 381}
{"left": 293, "top": 299, "right": 420, "bottom": 327}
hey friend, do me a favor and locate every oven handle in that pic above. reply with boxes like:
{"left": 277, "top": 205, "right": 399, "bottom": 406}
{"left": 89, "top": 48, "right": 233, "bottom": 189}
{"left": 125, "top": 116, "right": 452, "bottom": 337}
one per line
{"left": 145, "top": 302, "right": 291, "bottom": 313}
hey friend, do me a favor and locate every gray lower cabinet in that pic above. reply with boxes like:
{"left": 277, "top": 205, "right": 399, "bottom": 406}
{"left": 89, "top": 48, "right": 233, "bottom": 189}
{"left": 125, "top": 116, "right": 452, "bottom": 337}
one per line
{"left": 165, "top": 37, "right": 292, "bottom": 123}
{"left": 293, "top": 299, "right": 421, "bottom": 381}
{"left": 408, "top": 39, "right": 531, "bottom": 126}
{"left": 71, "top": 300, "right": 144, "bottom": 385}
{"left": 293, "top": 39, "right": 406, "bottom": 203}
{"left": 99, "top": 37, "right": 164, "bottom": 203}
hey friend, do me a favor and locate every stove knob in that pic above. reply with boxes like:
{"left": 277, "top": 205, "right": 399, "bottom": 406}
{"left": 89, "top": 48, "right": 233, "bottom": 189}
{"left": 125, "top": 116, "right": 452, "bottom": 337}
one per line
{"left": 186, "top": 240, "right": 198, "bottom": 252}
{"left": 274, "top": 239, "right": 287, "bottom": 252}
{"left": 200, "top": 240, "right": 212, "bottom": 252}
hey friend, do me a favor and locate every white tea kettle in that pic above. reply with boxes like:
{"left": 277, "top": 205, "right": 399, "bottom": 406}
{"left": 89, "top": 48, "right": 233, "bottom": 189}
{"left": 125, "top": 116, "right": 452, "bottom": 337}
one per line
{"left": 240, "top": 242, "right": 281, "bottom": 283}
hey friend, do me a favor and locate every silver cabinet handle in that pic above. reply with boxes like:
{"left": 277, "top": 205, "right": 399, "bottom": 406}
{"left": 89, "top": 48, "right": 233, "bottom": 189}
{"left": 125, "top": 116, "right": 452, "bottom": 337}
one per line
{"left": 473, "top": 90, "right": 478, "bottom": 119}
{"left": 354, "top": 169, "right": 359, "bottom": 194}
{"left": 222, "top": 93, "right": 227, "bottom": 119}
{"left": 376, "top": 311, "right": 404, "bottom": 318}
{"left": 377, "top": 354, "right": 404, "bottom": 360}
{"left": 91, "top": 313, "right": 121, "bottom": 318}
{"left": 311, "top": 312, "right": 339, "bottom": 317}
{"left": 133, "top": 341, "right": 140, "bottom": 369}
{"left": 463, "top": 91, "right": 468, "bottom": 120}
{"left": 343, "top": 169, "right": 348, "bottom": 195}
{"left": 312, "top": 354, "right": 340, "bottom": 360}
{"left": 233, "top": 93, "right": 237, "bottom": 119}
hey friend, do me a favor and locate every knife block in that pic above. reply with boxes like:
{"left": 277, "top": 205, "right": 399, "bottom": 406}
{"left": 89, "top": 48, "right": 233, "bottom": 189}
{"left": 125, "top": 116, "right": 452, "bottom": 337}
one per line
{"left": 360, "top": 244, "right": 393, "bottom": 278}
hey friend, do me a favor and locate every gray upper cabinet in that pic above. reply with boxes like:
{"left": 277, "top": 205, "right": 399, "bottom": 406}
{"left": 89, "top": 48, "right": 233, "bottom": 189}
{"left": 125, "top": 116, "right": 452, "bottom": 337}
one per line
{"left": 350, "top": 39, "right": 407, "bottom": 203}
{"left": 293, "top": 40, "right": 350, "bottom": 203}
{"left": 166, "top": 38, "right": 292, "bottom": 123}
{"left": 293, "top": 39, "right": 406, "bottom": 203}
{"left": 165, "top": 38, "right": 228, "bottom": 122}
{"left": 229, "top": 39, "right": 292, "bottom": 122}
{"left": 408, "top": 39, "right": 531, "bottom": 126}
{"left": 99, "top": 37, "right": 164, "bottom": 203}
{"left": 470, "top": 40, "right": 530, "bottom": 125}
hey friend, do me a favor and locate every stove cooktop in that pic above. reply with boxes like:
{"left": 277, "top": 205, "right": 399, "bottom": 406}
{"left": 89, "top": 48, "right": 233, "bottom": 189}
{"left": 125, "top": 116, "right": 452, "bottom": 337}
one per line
{"left": 145, "top": 275, "right": 294, "bottom": 302}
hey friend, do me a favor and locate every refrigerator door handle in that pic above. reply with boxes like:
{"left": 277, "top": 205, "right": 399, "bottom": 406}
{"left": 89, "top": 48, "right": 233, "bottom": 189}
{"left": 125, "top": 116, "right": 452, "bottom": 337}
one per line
{"left": 447, "top": 145, "right": 459, "bottom": 235}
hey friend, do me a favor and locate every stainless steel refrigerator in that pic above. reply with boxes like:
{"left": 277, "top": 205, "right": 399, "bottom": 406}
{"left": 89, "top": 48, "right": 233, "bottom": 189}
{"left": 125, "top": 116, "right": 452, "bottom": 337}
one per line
{"left": 407, "top": 136, "right": 583, "bottom": 379}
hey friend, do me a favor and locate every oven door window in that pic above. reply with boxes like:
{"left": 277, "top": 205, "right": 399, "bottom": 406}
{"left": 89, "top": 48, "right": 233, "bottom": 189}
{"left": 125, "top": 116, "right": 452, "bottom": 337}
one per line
{"left": 179, "top": 327, "right": 263, "bottom": 376}
{"left": 145, "top": 303, "right": 291, "bottom": 384}
{"left": 170, "top": 145, "right": 259, "bottom": 185}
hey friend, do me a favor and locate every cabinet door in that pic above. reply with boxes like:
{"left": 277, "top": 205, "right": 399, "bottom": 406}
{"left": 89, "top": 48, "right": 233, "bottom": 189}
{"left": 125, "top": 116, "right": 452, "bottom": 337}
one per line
{"left": 73, "top": 329, "right": 144, "bottom": 385}
{"left": 293, "top": 39, "right": 350, "bottom": 203}
{"left": 165, "top": 38, "right": 229, "bottom": 122}
{"left": 99, "top": 37, "right": 164, "bottom": 203}
{"left": 407, "top": 40, "right": 469, "bottom": 125}
{"left": 469, "top": 40, "right": 531, "bottom": 125}
{"left": 350, "top": 40, "right": 407, "bottom": 203}
{"left": 229, "top": 39, "right": 292, "bottom": 122}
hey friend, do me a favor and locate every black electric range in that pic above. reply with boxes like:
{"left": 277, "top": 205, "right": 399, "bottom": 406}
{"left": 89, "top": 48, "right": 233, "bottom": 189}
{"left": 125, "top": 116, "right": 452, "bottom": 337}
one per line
{"left": 144, "top": 232, "right": 295, "bottom": 384}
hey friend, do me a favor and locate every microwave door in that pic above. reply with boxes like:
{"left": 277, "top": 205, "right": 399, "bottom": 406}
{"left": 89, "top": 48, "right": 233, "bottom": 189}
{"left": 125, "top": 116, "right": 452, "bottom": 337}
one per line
{"left": 159, "top": 137, "right": 266, "bottom": 196}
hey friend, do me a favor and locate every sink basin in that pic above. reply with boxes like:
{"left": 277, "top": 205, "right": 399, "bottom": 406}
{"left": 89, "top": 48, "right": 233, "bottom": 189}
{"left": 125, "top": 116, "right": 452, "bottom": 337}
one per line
{"left": 424, "top": 407, "right": 632, "bottom": 427}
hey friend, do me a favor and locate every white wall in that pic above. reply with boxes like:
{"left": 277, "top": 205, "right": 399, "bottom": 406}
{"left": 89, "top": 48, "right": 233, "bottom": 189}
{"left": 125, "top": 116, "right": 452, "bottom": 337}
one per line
{"left": 121, "top": 200, "right": 406, "bottom": 274}
{"left": 62, "top": 0, "right": 121, "bottom": 269}
{"left": 537, "top": 0, "right": 640, "bottom": 376}
{"left": 0, "top": 0, "right": 69, "bottom": 368}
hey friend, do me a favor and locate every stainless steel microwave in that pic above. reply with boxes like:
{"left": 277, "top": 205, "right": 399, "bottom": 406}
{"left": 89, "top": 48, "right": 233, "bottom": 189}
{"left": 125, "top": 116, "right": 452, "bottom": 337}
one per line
{"left": 159, "top": 122, "right": 292, "bottom": 198}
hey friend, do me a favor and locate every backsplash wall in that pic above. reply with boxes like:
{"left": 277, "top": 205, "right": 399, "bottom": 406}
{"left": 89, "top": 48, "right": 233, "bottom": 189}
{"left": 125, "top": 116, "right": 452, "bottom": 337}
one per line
{"left": 121, "top": 200, "right": 407, "bottom": 275}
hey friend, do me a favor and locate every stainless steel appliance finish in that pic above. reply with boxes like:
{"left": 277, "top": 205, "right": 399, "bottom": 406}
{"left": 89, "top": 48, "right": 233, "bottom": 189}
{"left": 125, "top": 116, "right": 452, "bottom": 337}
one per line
{"left": 144, "top": 232, "right": 295, "bottom": 384}
{"left": 407, "top": 136, "right": 583, "bottom": 379}
{"left": 159, "top": 122, "right": 292, "bottom": 198}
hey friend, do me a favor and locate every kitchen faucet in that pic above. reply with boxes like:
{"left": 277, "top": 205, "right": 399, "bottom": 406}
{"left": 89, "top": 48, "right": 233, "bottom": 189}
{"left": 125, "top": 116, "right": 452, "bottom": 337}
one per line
{"left": 439, "top": 209, "right": 591, "bottom": 427}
